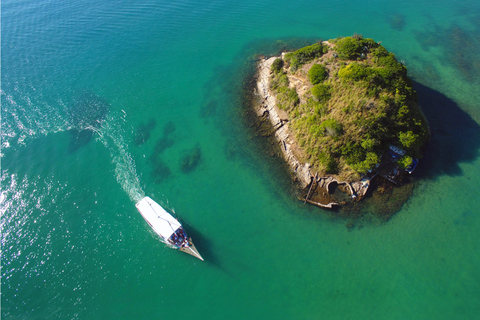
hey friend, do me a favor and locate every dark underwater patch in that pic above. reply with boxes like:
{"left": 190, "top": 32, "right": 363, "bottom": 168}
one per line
{"left": 69, "top": 129, "right": 95, "bottom": 153}
{"left": 68, "top": 91, "right": 109, "bottom": 152}
{"left": 414, "top": 24, "right": 480, "bottom": 81}
{"left": 180, "top": 145, "right": 202, "bottom": 174}
{"left": 388, "top": 13, "right": 406, "bottom": 31}
{"left": 445, "top": 25, "right": 480, "bottom": 81}
{"left": 149, "top": 121, "right": 177, "bottom": 183}
{"left": 151, "top": 158, "right": 172, "bottom": 182}
{"left": 414, "top": 27, "right": 442, "bottom": 52}
{"left": 150, "top": 121, "right": 176, "bottom": 156}
{"left": 153, "top": 136, "right": 174, "bottom": 155}
{"left": 134, "top": 119, "right": 156, "bottom": 146}
{"left": 223, "top": 138, "right": 245, "bottom": 161}
{"left": 200, "top": 100, "right": 218, "bottom": 118}
{"left": 163, "top": 121, "right": 176, "bottom": 136}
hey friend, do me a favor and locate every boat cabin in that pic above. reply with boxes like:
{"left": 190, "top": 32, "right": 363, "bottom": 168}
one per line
{"left": 168, "top": 227, "right": 188, "bottom": 247}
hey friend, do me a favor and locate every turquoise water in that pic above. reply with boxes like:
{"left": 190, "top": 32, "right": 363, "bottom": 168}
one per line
{"left": 2, "top": 0, "right": 480, "bottom": 319}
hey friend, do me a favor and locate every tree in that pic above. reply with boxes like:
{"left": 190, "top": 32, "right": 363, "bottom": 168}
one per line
{"left": 398, "top": 155, "right": 413, "bottom": 169}
{"left": 335, "top": 37, "right": 361, "bottom": 60}
{"left": 398, "top": 130, "right": 419, "bottom": 149}
{"left": 311, "top": 84, "right": 331, "bottom": 102}
{"left": 308, "top": 64, "right": 328, "bottom": 84}
{"left": 271, "top": 58, "right": 284, "bottom": 73}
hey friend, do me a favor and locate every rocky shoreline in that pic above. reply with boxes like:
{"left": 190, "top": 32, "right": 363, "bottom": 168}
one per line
{"left": 254, "top": 56, "right": 371, "bottom": 208}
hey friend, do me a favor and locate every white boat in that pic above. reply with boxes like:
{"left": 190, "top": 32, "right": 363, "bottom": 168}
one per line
{"left": 135, "top": 196, "right": 204, "bottom": 261}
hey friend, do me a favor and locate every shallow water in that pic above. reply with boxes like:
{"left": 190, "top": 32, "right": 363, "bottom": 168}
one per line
{"left": 2, "top": 0, "right": 480, "bottom": 319}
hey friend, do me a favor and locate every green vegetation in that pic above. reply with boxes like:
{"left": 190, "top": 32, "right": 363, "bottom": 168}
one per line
{"left": 320, "top": 119, "right": 342, "bottom": 137}
{"left": 398, "top": 130, "right": 422, "bottom": 150}
{"left": 311, "top": 84, "right": 331, "bottom": 102}
{"left": 270, "top": 72, "right": 299, "bottom": 110}
{"left": 284, "top": 42, "right": 328, "bottom": 71}
{"left": 338, "top": 62, "right": 370, "bottom": 81}
{"left": 333, "top": 34, "right": 378, "bottom": 60}
{"left": 398, "top": 155, "right": 413, "bottom": 169}
{"left": 271, "top": 58, "right": 284, "bottom": 73}
{"left": 335, "top": 37, "right": 362, "bottom": 60}
{"left": 270, "top": 35, "right": 429, "bottom": 181}
{"left": 308, "top": 64, "right": 328, "bottom": 84}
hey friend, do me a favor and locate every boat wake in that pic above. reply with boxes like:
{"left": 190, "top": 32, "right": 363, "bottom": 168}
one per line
{"left": 1, "top": 88, "right": 71, "bottom": 154}
{"left": 2, "top": 88, "right": 144, "bottom": 203}
{"left": 94, "top": 111, "right": 145, "bottom": 203}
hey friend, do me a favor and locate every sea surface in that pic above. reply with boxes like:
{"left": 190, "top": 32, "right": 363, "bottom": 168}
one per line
{"left": 2, "top": 0, "right": 480, "bottom": 319}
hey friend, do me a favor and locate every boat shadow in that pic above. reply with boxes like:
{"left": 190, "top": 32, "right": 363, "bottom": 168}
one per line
{"left": 180, "top": 219, "right": 231, "bottom": 273}
{"left": 68, "top": 91, "right": 110, "bottom": 153}
{"left": 413, "top": 81, "right": 480, "bottom": 179}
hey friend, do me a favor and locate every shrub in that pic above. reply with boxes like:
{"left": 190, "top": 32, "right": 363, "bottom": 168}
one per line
{"left": 372, "top": 46, "right": 389, "bottom": 58}
{"left": 320, "top": 119, "right": 342, "bottom": 137}
{"left": 319, "top": 152, "right": 338, "bottom": 173}
{"left": 335, "top": 37, "right": 362, "bottom": 60}
{"left": 342, "top": 142, "right": 365, "bottom": 165}
{"left": 350, "top": 152, "right": 380, "bottom": 173}
{"left": 285, "top": 43, "right": 327, "bottom": 71}
{"left": 308, "top": 64, "right": 328, "bottom": 84}
{"left": 359, "top": 38, "right": 378, "bottom": 49}
{"left": 311, "top": 84, "right": 331, "bottom": 102}
{"left": 398, "top": 130, "right": 420, "bottom": 149}
{"left": 371, "top": 52, "right": 407, "bottom": 89}
{"left": 180, "top": 146, "right": 202, "bottom": 173}
{"left": 360, "top": 138, "right": 376, "bottom": 151}
{"left": 277, "top": 87, "right": 299, "bottom": 110}
{"left": 398, "top": 155, "right": 413, "bottom": 169}
{"left": 305, "top": 97, "right": 327, "bottom": 115}
{"left": 270, "top": 72, "right": 289, "bottom": 90}
{"left": 338, "top": 63, "right": 371, "bottom": 81}
{"left": 271, "top": 58, "right": 284, "bottom": 73}
{"left": 342, "top": 140, "right": 380, "bottom": 173}
{"left": 396, "top": 105, "right": 410, "bottom": 126}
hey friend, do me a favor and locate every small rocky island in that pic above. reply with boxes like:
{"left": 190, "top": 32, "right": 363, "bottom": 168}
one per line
{"left": 253, "top": 35, "right": 429, "bottom": 212}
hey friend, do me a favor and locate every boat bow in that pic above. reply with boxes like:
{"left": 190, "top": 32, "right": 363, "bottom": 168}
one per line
{"left": 179, "top": 238, "right": 204, "bottom": 261}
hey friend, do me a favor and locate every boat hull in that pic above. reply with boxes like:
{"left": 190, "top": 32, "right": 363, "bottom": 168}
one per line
{"left": 135, "top": 196, "right": 204, "bottom": 261}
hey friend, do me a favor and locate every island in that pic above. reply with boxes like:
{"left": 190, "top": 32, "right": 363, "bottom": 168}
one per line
{"left": 253, "top": 35, "right": 429, "bottom": 211}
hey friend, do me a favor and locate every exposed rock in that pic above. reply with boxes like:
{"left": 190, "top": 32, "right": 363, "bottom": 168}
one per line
{"left": 255, "top": 56, "right": 312, "bottom": 189}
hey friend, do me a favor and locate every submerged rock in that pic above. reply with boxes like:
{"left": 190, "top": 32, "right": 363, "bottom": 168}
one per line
{"left": 180, "top": 146, "right": 202, "bottom": 173}
{"left": 151, "top": 158, "right": 172, "bottom": 183}
{"left": 149, "top": 121, "right": 177, "bottom": 182}
{"left": 134, "top": 119, "right": 156, "bottom": 146}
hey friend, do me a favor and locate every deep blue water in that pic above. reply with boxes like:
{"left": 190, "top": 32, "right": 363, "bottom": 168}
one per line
{"left": 2, "top": 0, "right": 480, "bottom": 319}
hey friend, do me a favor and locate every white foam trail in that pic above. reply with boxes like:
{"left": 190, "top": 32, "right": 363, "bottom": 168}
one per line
{"left": 0, "top": 89, "right": 71, "bottom": 152}
{"left": 1, "top": 86, "right": 145, "bottom": 203}
{"left": 94, "top": 111, "right": 145, "bottom": 203}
